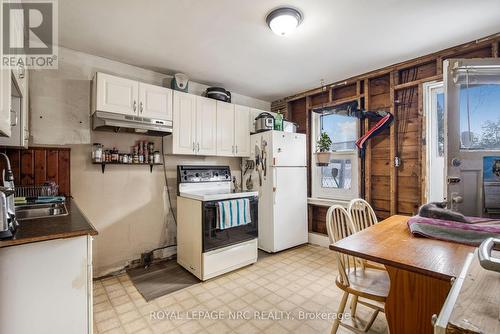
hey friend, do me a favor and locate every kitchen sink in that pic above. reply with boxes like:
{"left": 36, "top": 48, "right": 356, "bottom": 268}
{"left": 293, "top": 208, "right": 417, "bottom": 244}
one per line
{"left": 15, "top": 203, "right": 68, "bottom": 220}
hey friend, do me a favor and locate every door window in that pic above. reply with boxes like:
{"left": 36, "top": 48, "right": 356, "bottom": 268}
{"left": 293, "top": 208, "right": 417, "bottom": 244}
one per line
{"left": 459, "top": 83, "right": 500, "bottom": 150}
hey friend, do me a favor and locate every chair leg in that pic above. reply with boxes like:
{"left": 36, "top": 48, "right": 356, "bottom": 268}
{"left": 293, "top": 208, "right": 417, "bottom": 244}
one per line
{"left": 331, "top": 291, "right": 349, "bottom": 334}
{"left": 350, "top": 295, "right": 358, "bottom": 318}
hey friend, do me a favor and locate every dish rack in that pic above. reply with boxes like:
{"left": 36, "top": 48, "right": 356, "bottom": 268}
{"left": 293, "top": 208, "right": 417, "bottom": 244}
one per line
{"left": 15, "top": 183, "right": 59, "bottom": 198}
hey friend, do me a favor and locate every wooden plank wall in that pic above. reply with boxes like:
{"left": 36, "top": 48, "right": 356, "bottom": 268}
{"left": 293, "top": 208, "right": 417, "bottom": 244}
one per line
{"left": 278, "top": 33, "right": 500, "bottom": 235}
{"left": 0, "top": 147, "right": 71, "bottom": 196}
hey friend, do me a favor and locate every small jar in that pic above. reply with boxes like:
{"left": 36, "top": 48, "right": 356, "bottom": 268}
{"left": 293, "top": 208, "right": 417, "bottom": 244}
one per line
{"left": 153, "top": 151, "right": 161, "bottom": 164}
{"left": 92, "top": 143, "right": 103, "bottom": 163}
{"left": 122, "top": 154, "right": 128, "bottom": 164}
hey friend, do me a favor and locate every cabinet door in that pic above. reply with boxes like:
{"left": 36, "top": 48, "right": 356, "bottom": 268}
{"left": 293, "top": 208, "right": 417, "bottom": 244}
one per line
{"left": 138, "top": 82, "right": 173, "bottom": 121}
{"left": 173, "top": 91, "right": 197, "bottom": 155}
{"left": 0, "top": 0, "right": 11, "bottom": 138}
{"left": 234, "top": 105, "right": 251, "bottom": 157}
{"left": 0, "top": 68, "right": 12, "bottom": 137}
{"left": 196, "top": 96, "right": 217, "bottom": 155}
{"left": 95, "top": 73, "right": 139, "bottom": 115}
{"left": 216, "top": 101, "right": 235, "bottom": 156}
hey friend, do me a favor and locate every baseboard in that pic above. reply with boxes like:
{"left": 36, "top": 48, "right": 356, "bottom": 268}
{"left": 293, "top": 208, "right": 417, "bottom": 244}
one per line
{"left": 308, "top": 232, "right": 330, "bottom": 248}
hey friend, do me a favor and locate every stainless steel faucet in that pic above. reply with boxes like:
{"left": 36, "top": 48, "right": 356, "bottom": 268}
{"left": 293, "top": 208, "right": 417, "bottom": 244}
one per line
{"left": 0, "top": 153, "right": 18, "bottom": 239}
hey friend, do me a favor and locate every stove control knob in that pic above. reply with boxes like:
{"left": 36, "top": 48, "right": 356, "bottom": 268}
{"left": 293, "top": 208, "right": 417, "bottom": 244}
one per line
{"left": 195, "top": 173, "right": 199, "bottom": 177}
{"left": 184, "top": 176, "right": 188, "bottom": 180}
{"left": 215, "top": 172, "right": 219, "bottom": 177}
{"left": 225, "top": 174, "right": 229, "bottom": 179}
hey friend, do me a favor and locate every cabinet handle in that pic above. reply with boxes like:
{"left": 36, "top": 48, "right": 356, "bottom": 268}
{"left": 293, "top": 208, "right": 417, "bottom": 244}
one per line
{"left": 139, "top": 101, "right": 143, "bottom": 113}
{"left": 231, "top": 145, "right": 234, "bottom": 154}
{"left": 133, "top": 100, "right": 137, "bottom": 112}
{"left": 10, "top": 109, "right": 18, "bottom": 126}
{"left": 197, "top": 143, "right": 200, "bottom": 152}
{"left": 193, "top": 142, "right": 196, "bottom": 152}
{"left": 235, "top": 145, "right": 238, "bottom": 154}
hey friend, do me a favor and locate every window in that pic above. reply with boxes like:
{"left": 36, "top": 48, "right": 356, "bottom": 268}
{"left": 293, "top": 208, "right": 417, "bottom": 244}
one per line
{"left": 424, "top": 81, "right": 445, "bottom": 203}
{"left": 312, "top": 113, "right": 359, "bottom": 200}
{"left": 459, "top": 83, "right": 500, "bottom": 150}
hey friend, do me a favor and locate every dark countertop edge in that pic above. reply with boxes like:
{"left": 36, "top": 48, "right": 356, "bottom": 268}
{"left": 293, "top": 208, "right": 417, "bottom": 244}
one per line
{"left": 0, "top": 198, "right": 98, "bottom": 249}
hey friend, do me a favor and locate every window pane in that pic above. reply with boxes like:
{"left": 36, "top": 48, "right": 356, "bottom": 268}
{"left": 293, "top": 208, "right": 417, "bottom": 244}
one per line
{"left": 320, "top": 114, "right": 357, "bottom": 151}
{"left": 436, "top": 92, "right": 445, "bottom": 157}
{"left": 459, "top": 84, "right": 500, "bottom": 150}
{"left": 321, "top": 159, "right": 352, "bottom": 189}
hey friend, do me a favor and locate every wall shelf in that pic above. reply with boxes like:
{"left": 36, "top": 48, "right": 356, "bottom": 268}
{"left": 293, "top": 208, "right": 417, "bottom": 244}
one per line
{"left": 92, "top": 162, "right": 162, "bottom": 173}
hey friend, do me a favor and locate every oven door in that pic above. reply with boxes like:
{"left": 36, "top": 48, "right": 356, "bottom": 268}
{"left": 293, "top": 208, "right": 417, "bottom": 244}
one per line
{"left": 202, "top": 196, "right": 258, "bottom": 252}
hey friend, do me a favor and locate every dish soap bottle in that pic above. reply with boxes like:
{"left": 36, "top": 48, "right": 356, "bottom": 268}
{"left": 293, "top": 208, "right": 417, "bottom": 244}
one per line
{"left": 275, "top": 111, "right": 283, "bottom": 131}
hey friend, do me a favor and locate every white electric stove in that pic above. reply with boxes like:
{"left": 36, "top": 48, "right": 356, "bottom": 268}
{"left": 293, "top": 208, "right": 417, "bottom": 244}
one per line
{"left": 176, "top": 165, "right": 259, "bottom": 280}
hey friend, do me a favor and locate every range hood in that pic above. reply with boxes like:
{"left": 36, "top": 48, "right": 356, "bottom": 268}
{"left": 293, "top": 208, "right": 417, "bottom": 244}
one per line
{"left": 92, "top": 111, "right": 172, "bottom": 136}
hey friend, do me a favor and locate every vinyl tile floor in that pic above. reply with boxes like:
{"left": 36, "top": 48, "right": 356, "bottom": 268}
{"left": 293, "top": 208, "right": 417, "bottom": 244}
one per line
{"left": 93, "top": 244, "right": 388, "bottom": 334}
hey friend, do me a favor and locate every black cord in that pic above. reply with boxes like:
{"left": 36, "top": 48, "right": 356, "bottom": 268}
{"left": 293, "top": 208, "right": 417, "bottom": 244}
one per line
{"left": 162, "top": 138, "right": 177, "bottom": 226}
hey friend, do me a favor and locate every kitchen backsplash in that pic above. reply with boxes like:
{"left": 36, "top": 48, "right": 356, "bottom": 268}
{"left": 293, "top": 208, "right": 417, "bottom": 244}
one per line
{"left": 0, "top": 147, "right": 71, "bottom": 196}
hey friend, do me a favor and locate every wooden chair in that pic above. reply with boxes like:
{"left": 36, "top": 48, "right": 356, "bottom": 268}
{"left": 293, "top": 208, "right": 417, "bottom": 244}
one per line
{"left": 348, "top": 198, "right": 378, "bottom": 233}
{"left": 326, "top": 205, "right": 389, "bottom": 333}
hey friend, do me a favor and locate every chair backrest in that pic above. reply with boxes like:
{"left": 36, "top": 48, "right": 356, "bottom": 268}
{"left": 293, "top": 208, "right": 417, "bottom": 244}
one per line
{"left": 348, "top": 198, "right": 378, "bottom": 233}
{"left": 326, "top": 205, "right": 359, "bottom": 286}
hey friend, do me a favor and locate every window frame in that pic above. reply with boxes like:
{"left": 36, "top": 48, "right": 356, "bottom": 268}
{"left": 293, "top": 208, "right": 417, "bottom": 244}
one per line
{"left": 311, "top": 112, "right": 359, "bottom": 201}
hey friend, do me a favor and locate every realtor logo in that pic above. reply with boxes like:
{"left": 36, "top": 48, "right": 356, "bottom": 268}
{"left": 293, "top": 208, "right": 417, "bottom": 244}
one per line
{"left": 2, "top": 0, "right": 58, "bottom": 69}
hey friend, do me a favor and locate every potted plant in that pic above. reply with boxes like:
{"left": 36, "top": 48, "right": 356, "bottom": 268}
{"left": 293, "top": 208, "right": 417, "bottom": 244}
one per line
{"left": 315, "top": 132, "right": 333, "bottom": 166}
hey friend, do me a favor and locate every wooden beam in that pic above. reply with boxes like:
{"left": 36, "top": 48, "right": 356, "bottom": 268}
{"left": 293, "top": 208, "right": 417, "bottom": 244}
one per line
{"left": 493, "top": 41, "right": 499, "bottom": 58}
{"left": 436, "top": 57, "right": 443, "bottom": 76}
{"left": 394, "top": 75, "right": 442, "bottom": 91}
{"left": 389, "top": 72, "right": 397, "bottom": 215}
{"left": 364, "top": 79, "right": 371, "bottom": 204}
{"left": 418, "top": 83, "right": 426, "bottom": 206}
{"left": 306, "top": 96, "right": 312, "bottom": 198}
{"left": 284, "top": 33, "right": 500, "bottom": 103}
{"left": 310, "top": 94, "right": 364, "bottom": 111}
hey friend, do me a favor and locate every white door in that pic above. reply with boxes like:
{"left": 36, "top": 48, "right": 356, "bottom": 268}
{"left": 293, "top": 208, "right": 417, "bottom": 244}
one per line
{"left": 272, "top": 131, "right": 307, "bottom": 167}
{"left": 444, "top": 58, "right": 500, "bottom": 216}
{"left": 216, "top": 101, "right": 235, "bottom": 156}
{"left": 424, "top": 81, "right": 445, "bottom": 203}
{"left": 234, "top": 105, "right": 251, "bottom": 157}
{"left": 138, "top": 82, "right": 173, "bottom": 121}
{"left": 95, "top": 73, "right": 139, "bottom": 115}
{"left": 173, "top": 91, "right": 197, "bottom": 155}
{"left": 196, "top": 96, "right": 217, "bottom": 155}
{"left": 272, "top": 167, "right": 308, "bottom": 252}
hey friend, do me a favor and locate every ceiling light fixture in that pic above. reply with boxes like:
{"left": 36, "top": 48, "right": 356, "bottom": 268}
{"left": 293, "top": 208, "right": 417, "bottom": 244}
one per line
{"left": 266, "top": 7, "right": 303, "bottom": 36}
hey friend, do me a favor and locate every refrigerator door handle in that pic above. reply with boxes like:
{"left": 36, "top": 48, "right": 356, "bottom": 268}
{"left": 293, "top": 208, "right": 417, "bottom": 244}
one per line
{"left": 273, "top": 168, "right": 277, "bottom": 204}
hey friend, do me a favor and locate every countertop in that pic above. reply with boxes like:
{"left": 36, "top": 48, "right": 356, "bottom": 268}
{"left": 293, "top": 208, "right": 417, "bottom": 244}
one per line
{"left": 0, "top": 199, "right": 98, "bottom": 248}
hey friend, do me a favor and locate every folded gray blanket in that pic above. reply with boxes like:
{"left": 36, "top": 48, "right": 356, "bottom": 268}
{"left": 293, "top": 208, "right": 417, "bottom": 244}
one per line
{"left": 408, "top": 215, "right": 500, "bottom": 246}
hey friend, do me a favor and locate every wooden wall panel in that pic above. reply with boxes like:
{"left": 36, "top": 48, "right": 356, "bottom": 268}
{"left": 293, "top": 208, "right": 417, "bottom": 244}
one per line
{"left": 274, "top": 33, "right": 500, "bottom": 234}
{"left": 332, "top": 84, "right": 357, "bottom": 100}
{"left": 309, "top": 205, "right": 328, "bottom": 235}
{"left": 0, "top": 147, "right": 71, "bottom": 196}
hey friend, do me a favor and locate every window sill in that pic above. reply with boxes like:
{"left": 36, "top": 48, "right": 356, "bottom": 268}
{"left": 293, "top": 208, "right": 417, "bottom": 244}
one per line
{"left": 307, "top": 197, "right": 349, "bottom": 208}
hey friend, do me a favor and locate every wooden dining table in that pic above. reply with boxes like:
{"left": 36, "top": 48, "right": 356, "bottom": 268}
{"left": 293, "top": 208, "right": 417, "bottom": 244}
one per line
{"left": 329, "top": 215, "right": 475, "bottom": 334}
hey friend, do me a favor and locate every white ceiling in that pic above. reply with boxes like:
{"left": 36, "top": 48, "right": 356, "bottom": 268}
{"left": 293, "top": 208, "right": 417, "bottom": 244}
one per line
{"left": 59, "top": 0, "right": 500, "bottom": 102}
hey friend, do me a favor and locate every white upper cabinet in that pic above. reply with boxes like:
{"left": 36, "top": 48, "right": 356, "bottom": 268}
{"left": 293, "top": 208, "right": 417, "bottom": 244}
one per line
{"left": 138, "top": 82, "right": 173, "bottom": 120}
{"left": 167, "top": 92, "right": 218, "bottom": 156}
{"left": 234, "top": 105, "right": 251, "bottom": 157}
{"left": 95, "top": 73, "right": 139, "bottom": 116}
{"left": 172, "top": 91, "right": 197, "bottom": 155}
{"left": 93, "top": 72, "right": 173, "bottom": 121}
{"left": 0, "top": 68, "right": 12, "bottom": 138}
{"left": 216, "top": 101, "right": 235, "bottom": 157}
{"left": 0, "top": 0, "right": 11, "bottom": 137}
{"left": 196, "top": 96, "right": 217, "bottom": 155}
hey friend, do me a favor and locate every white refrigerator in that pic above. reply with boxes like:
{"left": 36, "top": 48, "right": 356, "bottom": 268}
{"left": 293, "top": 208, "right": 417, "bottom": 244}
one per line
{"left": 244, "top": 131, "right": 308, "bottom": 253}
